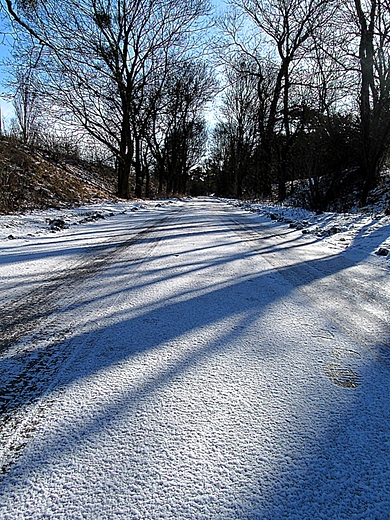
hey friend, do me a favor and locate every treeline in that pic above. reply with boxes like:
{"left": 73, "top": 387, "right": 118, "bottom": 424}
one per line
{"left": 2, "top": 0, "right": 216, "bottom": 199}
{"left": 3, "top": 0, "right": 390, "bottom": 208}
{"left": 208, "top": 0, "right": 390, "bottom": 208}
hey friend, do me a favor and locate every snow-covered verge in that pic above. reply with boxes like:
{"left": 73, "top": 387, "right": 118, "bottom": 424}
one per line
{"left": 0, "top": 198, "right": 183, "bottom": 316}
{"left": 223, "top": 198, "right": 390, "bottom": 262}
{"left": 0, "top": 199, "right": 178, "bottom": 241}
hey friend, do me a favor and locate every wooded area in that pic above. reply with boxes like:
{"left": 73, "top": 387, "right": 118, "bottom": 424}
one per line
{"left": 2, "top": 0, "right": 390, "bottom": 209}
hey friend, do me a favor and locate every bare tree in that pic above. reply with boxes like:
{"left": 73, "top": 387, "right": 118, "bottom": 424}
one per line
{"left": 218, "top": 0, "right": 336, "bottom": 200}
{"left": 351, "top": 0, "right": 390, "bottom": 202}
{"left": 5, "top": 40, "right": 43, "bottom": 145}
{"left": 147, "top": 59, "right": 217, "bottom": 196}
{"left": 214, "top": 59, "right": 262, "bottom": 197}
{"left": 4, "top": 0, "right": 211, "bottom": 198}
{"left": 299, "top": 0, "right": 390, "bottom": 204}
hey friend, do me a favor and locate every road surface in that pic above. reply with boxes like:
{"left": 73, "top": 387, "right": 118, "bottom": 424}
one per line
{"left": 0, "top": 198, "right": 389, "bottom": 519}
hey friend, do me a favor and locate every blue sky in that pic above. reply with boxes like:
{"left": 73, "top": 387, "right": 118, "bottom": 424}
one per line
{"left": 0, "top": 0, "right": 229, "bottom": 125}
{"left": 0, "top": 15, "right": 14, "bottom": 122}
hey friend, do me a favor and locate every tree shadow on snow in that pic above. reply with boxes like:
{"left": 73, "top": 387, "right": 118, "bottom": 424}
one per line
{"left": 0, "top": 200, "right": 389, "bottom": 519}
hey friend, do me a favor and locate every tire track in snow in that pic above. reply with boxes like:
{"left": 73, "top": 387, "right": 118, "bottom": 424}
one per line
{"left": 0, "top": 212, "right": 176, "bottom": 354}
{"left": 0, "top": 208, "right": 181, "bottom": 476}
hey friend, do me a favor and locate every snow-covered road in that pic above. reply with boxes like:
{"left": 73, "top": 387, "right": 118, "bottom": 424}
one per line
{"left": 0, "top": 197, "right": 389, "bottom": 519}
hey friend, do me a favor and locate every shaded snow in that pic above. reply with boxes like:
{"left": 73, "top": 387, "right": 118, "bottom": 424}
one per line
{"left": 0, "top": 199, "right": 173, "bottom": 241}
{"left": 0, "top": 197, "right": 389, "bottom": 519}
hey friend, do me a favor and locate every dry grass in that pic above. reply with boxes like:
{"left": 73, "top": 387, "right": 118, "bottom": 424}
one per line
{"left": 0, "top": 137, "right": 117, "bottom": 214}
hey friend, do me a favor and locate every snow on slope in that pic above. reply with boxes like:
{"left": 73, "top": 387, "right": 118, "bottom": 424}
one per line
{"left": 224, "top": 198, "right": 390, "bottom": 261}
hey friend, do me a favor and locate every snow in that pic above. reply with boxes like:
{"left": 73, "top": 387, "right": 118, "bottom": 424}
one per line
{"left": 224, "top": 198, "right": 390, "bottom": 261}
{"left": 0, "top": 197, "right": 389, "bottom": 519}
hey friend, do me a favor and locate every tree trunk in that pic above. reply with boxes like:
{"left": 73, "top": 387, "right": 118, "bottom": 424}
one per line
{"left": 117, "top": 114, "right": 133, "bottom": 199}
{"left": 278, "top": 66, "right": 291, "bottom": 202}
{"left": 117, "top": 154, "right": 131, "bottom": 199}
{"left": 355, "top": 0, "right": 379, "bottom": 204}
{"left": 134, "top": 136, "right": 143, "bottom": 199}
{"left": 145, "top": 165, "right": 151, "bottom": 198}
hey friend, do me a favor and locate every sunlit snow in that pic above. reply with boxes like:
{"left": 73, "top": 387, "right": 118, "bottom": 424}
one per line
{"left": 0, "top": 197, "right": 389, "bottom": 519}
